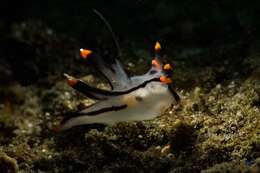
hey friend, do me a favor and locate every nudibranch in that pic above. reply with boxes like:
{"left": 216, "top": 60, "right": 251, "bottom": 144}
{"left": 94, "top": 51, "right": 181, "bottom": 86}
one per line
{"left": 57, "top": 41, "right": 179, "bottom": 131}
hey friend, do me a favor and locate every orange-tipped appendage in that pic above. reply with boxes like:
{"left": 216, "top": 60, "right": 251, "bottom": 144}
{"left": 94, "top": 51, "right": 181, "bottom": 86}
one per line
{"left": 67, "top": 78, "right": 78, "bottom": 87}
{"left": 152, "top": 59, "right": 161, "bottom": 69}
{"left": 155, "top": 41, "right": 161, "bottom": 52}
{"left": 80, "top": 48, "right": 92, "bottom": 59}
{"left": 64, "top": 74, "right": 78, "bottom": 87}
{"left": 160, "top": 76, "right": 172, "bottom": 84}
{"left": 163, "top": 63, "right": 172, "bottom": 70}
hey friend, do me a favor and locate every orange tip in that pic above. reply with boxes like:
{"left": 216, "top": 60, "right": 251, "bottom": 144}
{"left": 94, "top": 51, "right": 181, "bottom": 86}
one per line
{"left": 64, "top": 73, "right": 78, "bottom": 87}
{"left": 80, "top": 48, "right": 92, "bottom": 59}
{"left": 163, "top": 63, "right": 172, "bottom": 70}
{"left": 160, "top": 76, "right": 172, "bottom": 84}
{"left": 155, "top": 41, "right": 161, "bottom": 52}
{"left": 152, "top": 59, "right": 161, "bottom": 69}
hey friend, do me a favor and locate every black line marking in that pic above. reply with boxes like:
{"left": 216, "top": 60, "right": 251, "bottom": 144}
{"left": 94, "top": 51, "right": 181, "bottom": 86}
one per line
{"left": 169, "top": 85, "right": 180, "bottom": 102}
{"left": 71, "top": 77, "right": 160, "bottom": 100}
{"left": 61, "top": 104, "right": 127, "bottom": 125}
{"left": 72, "top": 80, "right": 107, "bottom": 100}
{"left": 149, "top": 70, "right": 157, "bottom": 75}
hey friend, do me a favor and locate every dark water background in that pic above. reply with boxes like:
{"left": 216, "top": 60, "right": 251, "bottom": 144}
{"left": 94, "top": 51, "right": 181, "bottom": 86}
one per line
{"left": 1, "top": 0, "right": 260, "bottom": 85}
{"left": 2, "top": 1, "right": 260, "bottom": 45}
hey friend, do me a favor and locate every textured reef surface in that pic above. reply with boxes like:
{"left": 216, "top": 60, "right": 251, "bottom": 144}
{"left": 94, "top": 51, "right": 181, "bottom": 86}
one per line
{"left": 0, "top": 20, "right": 260, "bottom": 173}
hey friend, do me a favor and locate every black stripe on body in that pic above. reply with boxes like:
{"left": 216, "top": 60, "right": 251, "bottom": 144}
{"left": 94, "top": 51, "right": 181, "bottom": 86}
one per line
{"left": 169, "top": 85, "right": 180, "bottom": 102}
{"left": 72, "top": 78, "right": 160, "bottom": 99}
{"left": 72, "top": 79, "right": 108, "bottom": 100}
{"left": 61, "top": 104, "right": 127, "bottom": 125}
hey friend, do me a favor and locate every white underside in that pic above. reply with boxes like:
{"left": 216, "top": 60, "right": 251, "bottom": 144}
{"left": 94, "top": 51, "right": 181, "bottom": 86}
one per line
{"left": 61, "top": 82, "right": 175, "bottom": 130}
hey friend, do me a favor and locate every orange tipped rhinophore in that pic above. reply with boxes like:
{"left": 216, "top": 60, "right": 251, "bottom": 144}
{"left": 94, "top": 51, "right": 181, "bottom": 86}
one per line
{"left": 80, "top": 48, "right": 92, "bottom": 59}
{"left": 64, "top": 74, "right": 78, "bottom": 87}
{"left": 163, "top": 63, "right": 172, "bottom": 70}
{"left": 152, "top": 59, "right": 161, "bottom": 69}
{"left": 160, "top": 76, "right": 172, "bottom": 84}
{"left": 155, "top": 41, "right": 161, "bottom": 52}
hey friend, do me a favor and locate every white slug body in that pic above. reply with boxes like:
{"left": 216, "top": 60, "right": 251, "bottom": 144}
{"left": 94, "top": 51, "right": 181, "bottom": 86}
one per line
{"left": 60, "top": 81, "right": 176, "bottom": 131}
{"left": 61, "top": 42, "right": 180, "bottom": 131}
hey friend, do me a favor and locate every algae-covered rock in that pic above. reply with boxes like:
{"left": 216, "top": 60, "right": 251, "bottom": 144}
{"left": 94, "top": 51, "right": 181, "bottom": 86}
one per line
{"left": 201, "top": 157, "right": 260, "bottom": 173}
